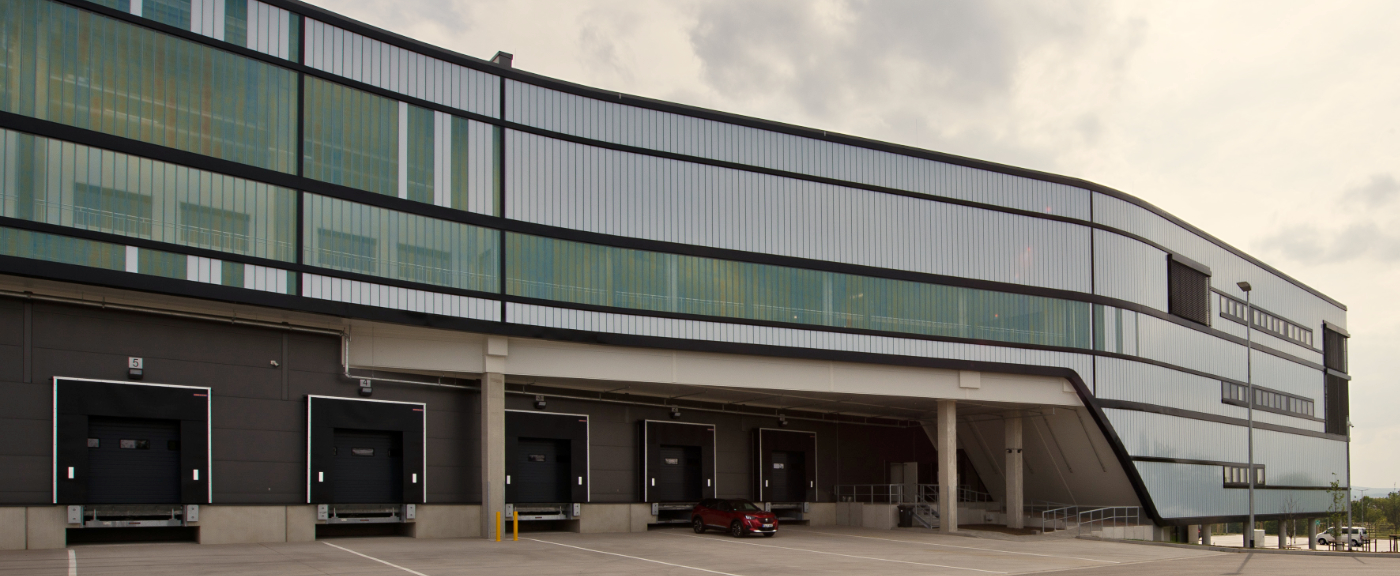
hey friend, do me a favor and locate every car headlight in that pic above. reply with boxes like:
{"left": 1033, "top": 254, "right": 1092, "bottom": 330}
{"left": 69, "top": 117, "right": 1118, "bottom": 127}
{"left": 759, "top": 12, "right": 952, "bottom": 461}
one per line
{"left": 745, "top": 515, "right": 756, "bottom": 520}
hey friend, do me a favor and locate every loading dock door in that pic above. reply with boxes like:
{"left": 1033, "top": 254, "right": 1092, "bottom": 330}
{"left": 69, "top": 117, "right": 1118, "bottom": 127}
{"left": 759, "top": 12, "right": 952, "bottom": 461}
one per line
{"left": 513, "top": 438, "right": 571, "bottom": 503}
{"left": 86, "top": 417, "right": 181, "bottom": 504}
{"left": 769, "top": 451, "right": 807, "bottom": 503}
{"left": 655, "top": 445, "right": 702, "bottom": 502}
{"left": 754, "top": 428, "right": 817, "bottom": 502}
{"left": 332, "top": 429, "right": 403, "bottom": 503}
{"left": 639, "top": 420, "right": 717, "bottom": 503}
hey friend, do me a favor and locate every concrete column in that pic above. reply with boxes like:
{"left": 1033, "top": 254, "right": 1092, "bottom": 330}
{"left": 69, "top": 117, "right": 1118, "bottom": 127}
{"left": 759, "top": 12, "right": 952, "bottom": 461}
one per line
{"left": 1279, "top": 520, "right": 1288, "bottom": 549}
{"left": 480, "top": 372, "right": 505, "bottom": 539}
{"left": 1187, "top": 524, "right": 1200, "bottom": 544}
{"left": 1202, "top": 523, "right": 1213, "bottom": 546}
{"left": 1004, "top": 411, "right": 1023, "bottom": 529}
{"left": 1308, "top": 518, "right": 1317, "bottom": 550}
{"left": 937, "top": 399, "right": 957, "bottom": 533}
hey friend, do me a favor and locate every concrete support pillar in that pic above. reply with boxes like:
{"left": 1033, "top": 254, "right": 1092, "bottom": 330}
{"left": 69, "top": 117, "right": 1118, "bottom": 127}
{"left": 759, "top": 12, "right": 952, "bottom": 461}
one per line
{"left": 937, "top": 399, "right": 957, "bottom": 533}
{"left": 1279, "top": 520, "right": 1288, "bottom": 549}
{"left": 480, "top": 372, "right": 505, "bottom": 539}
{"left": 1004, "top": 411, "right": 1023, "bottom": 529}
{"left": 1308, "top": 518, "right": 1317, "bottom": 550}
{"left": 1202, "top": 524, "right": 1213, "bottom": 546}
{"left": 1187, "top": 524, "right": 1200, "bottom": 544}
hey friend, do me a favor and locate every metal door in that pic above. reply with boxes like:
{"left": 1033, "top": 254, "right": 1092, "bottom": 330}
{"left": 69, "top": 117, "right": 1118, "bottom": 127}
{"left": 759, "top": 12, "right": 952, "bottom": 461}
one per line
{"left": 655, "top": 445, "right": 702, "bottom": 502}
{"left": 769, "top": 451, "right": 806, "bottom": 502}
{"left": 87, "top": 417, "right": 181, "bottom": 503}
{"left": 512, "top": 438, "right": 571, "bottom": 503}
{"left": 332, "top": 429, "right": 403, "bottom": 503}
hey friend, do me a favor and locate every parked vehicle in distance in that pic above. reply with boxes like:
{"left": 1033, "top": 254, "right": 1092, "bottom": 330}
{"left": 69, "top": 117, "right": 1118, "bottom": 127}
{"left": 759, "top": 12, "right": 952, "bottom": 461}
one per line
{"left": 692, "top": 498, "right": 778, "bottom": 537}
{"left": 1317, "top": 526, "right": 1368, "bottom": 547}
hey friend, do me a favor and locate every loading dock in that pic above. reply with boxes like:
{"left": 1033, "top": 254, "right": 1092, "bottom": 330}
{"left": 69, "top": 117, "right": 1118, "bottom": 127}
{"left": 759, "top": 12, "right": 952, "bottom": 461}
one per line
{"left": 640, "top": 421, "right": 716, "bottom": 503}
{"left": 308, "top": 396, "right": 424, "bottom": 531}
{"left": 754, "top": 428, "right": 817, "bottom": 504}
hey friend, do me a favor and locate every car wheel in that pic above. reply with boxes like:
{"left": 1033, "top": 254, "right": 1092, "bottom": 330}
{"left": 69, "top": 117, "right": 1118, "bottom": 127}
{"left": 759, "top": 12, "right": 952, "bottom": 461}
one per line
{"left": 730, "top": 521, "right": 745, "bottom": 538}
{"left": 762, "top": 532, "right": 775, "bottom": 537}
{"left": 693, "top": 517, "right": 706, "bottom": 534}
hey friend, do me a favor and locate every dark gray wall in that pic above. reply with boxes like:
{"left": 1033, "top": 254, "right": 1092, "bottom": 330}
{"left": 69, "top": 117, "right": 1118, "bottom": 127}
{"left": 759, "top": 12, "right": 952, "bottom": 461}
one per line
{"left": 0, "top": 300, "right": 479, "bottom": 505}
{"left": 0, "top": 299, "right": 941, "bottom": 506}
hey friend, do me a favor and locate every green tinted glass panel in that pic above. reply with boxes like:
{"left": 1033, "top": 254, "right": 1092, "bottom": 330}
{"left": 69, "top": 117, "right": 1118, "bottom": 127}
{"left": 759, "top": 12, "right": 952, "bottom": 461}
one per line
{"left": 137, "top": 247, "right": 185, "bottom": 278}
{"left": 303, "top": 194, "right": 499, "bottom": 292}
{"left": 223, "top": 0, "right": 248, "bottom": 48}
{"left": 0, "top": 0, "right": 297, "bottom": 172}
{"left": 450, "top": 116, "right": 470, "bottom": 211}
{"left": 144, "top": 0, "right": 191, "bottom": 29}
{"left": 0, "top": 128, "right": 297, "bottom": 261}
{"left": 507, "top": 234, "right": 1091, "bottom": 348}
{"left": 303, "top": 77, "right": 398, "bottom": 196}
{"left": 405, "top": 104, "right": 434, "bottom": 204}
{"left": 0, "top": 226, "right": 125, "bottom": 270}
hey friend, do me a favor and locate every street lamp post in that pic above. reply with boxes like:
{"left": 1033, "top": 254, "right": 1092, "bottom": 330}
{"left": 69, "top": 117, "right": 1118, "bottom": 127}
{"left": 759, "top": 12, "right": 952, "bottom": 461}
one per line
{"left": 1239, "top": 281, "right": 1255, "bottom": 548}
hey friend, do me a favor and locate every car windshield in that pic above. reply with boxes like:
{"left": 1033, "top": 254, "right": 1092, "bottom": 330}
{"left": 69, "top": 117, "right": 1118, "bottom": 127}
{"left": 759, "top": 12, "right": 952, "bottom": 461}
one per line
{"left": 730, "top": 500, "right": 763, "bottom": 511}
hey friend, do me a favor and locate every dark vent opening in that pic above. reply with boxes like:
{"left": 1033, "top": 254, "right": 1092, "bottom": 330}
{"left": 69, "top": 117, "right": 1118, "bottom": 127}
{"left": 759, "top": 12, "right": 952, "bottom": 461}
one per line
{"left": 1324, "top": 374, "right": 1349, "bottom": 435}
{"left": 1168, "top": 259, "right": 1211, "bottom": 325}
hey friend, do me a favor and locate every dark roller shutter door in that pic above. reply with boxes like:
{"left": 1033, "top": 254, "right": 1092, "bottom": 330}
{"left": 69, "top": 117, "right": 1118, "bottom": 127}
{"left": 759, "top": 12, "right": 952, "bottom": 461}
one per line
{"left": 87, "top": 417, "right": 182, "bottom": 504}
{"left": 332, "top": 429, "right": 403, "bottom": 503}
{"left": 655, "top": 445, "right": 702, "bottom": 502}
{"left": 513, "top": 438, "right": 571, "bottom": 503}
{"left": 770, "top": 451, "right": 806, "bottom": 502}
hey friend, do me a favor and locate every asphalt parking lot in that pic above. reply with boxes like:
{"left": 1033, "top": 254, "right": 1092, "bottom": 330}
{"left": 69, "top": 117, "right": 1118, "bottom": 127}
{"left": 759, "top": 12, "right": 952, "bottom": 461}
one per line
{"left": 2, "top": 525, "right": 1398, "bottom": 576}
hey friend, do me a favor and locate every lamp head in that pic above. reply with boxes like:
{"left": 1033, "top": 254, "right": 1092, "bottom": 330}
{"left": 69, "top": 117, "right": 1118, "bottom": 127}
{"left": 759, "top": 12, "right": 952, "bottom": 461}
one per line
{"left": 1237, "top": 281, "right": 1252, "bottom": 293}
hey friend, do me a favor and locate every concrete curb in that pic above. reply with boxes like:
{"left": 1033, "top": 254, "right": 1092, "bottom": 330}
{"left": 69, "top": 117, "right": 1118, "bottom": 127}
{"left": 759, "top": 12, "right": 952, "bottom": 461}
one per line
{"left": 1075, "top": 535, "right": 1400, "bottom": 559}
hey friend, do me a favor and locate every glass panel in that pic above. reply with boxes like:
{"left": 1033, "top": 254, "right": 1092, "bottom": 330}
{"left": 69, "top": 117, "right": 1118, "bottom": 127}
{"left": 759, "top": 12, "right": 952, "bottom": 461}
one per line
{"left": 302, "top": 194, "right": 499, "bottom": 292}
{"left": 145, "top": 0, "right": 191, "bottom": 29}
{"left": 0, "top": 0, "right": 298, "bottom": 172}
{"left": 507, "top": 234, "right": 1091, "bottom": 348}
{"left": 223, "top": 0, "right": 247, "bottom": 47}
{"left": 303, "top": 77, "right": 399, "bottom": 196}
{"left": 0, "top": 226, "right": 125, "bottom": 269}
{"left": 405, "top": 104, "right": 434, "bottom": 204}
{"left": 450, "top": 116, "right": 471, "bottom": 211}
{"left": 0, "top": 129, "right": 297, "bottom": 261}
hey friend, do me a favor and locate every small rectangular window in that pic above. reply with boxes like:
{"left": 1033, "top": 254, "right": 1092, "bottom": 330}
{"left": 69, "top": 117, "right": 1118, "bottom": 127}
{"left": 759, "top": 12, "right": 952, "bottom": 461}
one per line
{"left": 351, "top": 448, "right": 375, "bottom": 457}
{"left": 119, "top": 439, "right": 149, "bottom": 450}
{"left": 87, "top": 438, "right": 100, "bottom": 448}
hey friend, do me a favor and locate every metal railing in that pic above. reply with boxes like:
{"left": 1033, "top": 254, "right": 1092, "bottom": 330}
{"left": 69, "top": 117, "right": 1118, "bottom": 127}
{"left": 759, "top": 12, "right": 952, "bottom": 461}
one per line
{"left": 835, "top": 484, "right": 907, "bottom": 503}
{"left": 1076, "top": 506, "right": 1145, "bottom": 537}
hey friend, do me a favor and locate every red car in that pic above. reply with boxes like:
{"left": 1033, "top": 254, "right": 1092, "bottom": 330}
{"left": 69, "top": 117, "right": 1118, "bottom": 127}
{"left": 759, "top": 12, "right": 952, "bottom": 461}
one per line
{"left": 692, "top": 498, "right": 778, "bottom": 537}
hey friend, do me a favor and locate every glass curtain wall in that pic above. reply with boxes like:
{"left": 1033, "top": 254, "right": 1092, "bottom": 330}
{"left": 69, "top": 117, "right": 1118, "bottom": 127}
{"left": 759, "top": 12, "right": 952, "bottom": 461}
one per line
{"left": 0, "top": 0, "right": 298, "bottom": 172}
{"left": 0, "top": 128, "right": 297, "bottom": 261}
{"left": 507, "top": 233, "right": 1091, "bottom": 348}
{"left": 302, "top": 194, "right": 499, "bottom": 292}
{"left": 302, "top": 77, "right": 399, "bottom": 196}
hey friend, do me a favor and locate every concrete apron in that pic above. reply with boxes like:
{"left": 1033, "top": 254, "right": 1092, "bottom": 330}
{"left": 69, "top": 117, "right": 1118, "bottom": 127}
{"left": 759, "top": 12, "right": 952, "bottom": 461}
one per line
{"left": 4, "top": 503, "right": 841, "bottom": 549}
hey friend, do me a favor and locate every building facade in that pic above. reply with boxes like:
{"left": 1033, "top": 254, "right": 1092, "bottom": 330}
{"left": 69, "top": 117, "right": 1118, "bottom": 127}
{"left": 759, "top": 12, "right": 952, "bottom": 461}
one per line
{"left": 0, "top": 0, "right": 1349, "bottom": 547}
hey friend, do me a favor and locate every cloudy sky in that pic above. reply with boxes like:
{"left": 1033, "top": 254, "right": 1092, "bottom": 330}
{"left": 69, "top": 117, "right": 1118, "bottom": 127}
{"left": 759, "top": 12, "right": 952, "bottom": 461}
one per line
{"left": 308, "top": 0, "right": 1400, "bottom": 492}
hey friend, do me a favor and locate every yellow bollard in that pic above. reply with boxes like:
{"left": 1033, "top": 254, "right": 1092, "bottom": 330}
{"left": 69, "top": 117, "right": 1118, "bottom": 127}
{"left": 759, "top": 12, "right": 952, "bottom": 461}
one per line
{"left": 495, "top": 511, "right": 501, "bottom": 542}
{"left": 513, "top": 510, "right": 519, "bottom": 541}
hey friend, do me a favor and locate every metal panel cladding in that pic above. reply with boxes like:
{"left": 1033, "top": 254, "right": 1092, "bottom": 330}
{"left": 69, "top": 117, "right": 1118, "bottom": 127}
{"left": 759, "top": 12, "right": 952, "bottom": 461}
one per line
{"left": 303, "top": 19, "right": 500, "bottom": 118}
{"left": 1092, "top": 230, "right": 1168, "bottom": 311}
{"left": 507, "top": 132, "right": 1091, "bottom": 293}
{"left": 505, "top": 81, "right": 1090, "bottom": 219}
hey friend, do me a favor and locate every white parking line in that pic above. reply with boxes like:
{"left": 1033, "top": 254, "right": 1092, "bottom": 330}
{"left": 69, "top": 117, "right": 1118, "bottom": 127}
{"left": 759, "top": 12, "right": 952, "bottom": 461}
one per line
{"left": 526, "top": 538, "right": 748, "bottom": 576}
{"left": 68, "top": 549, "right": 76, "bottom": 576}
{"left": 666, "top": 533, "right": 1008, "bottom": 573}
{"left": 322, "top": 541, "right": 431, "bottom": 576}
{"left": 808, "top": 531, "right": 1121, "bottom": 563}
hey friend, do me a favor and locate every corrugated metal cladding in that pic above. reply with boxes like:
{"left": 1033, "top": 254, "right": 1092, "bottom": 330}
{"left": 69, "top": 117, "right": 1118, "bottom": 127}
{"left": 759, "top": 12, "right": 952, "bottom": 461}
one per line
{"left": 1093, "top": 230, "right": 1167, "bottom": 311}
{"left": 1211, "top": 296, "right": 1323, "bottom": 363}
{"left": 1109, "top": 410, "right": 1343, "bottom": 484}
{"left": 1093, "top": 193, "right": 1345, "bottom": 332}
{"left": 506, "top": 302, "right": 1094, "bottom": 388}
{"left": 505, "top": 81, "right": 1092, "bottom": 219}
{"left": 1135, "top": 314, "right": 1245, "bottom": 381}
{"left": 1095, "top": 357, "right": 1325, "bottom": 432}
{"left": 506, "top": 132, "right": 1092, "bottom": 292}
{"left": 1250, "top": 350, "right": 1326, "bottom": 403}
{"left": 1134, "top": 461, "right": 1332, "bottom": 518}
{"left": 302, "top": 273, "right": 500, "bottom": 321}
{"left": 303, "top": 20, "right": 500, "bottom": 118}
